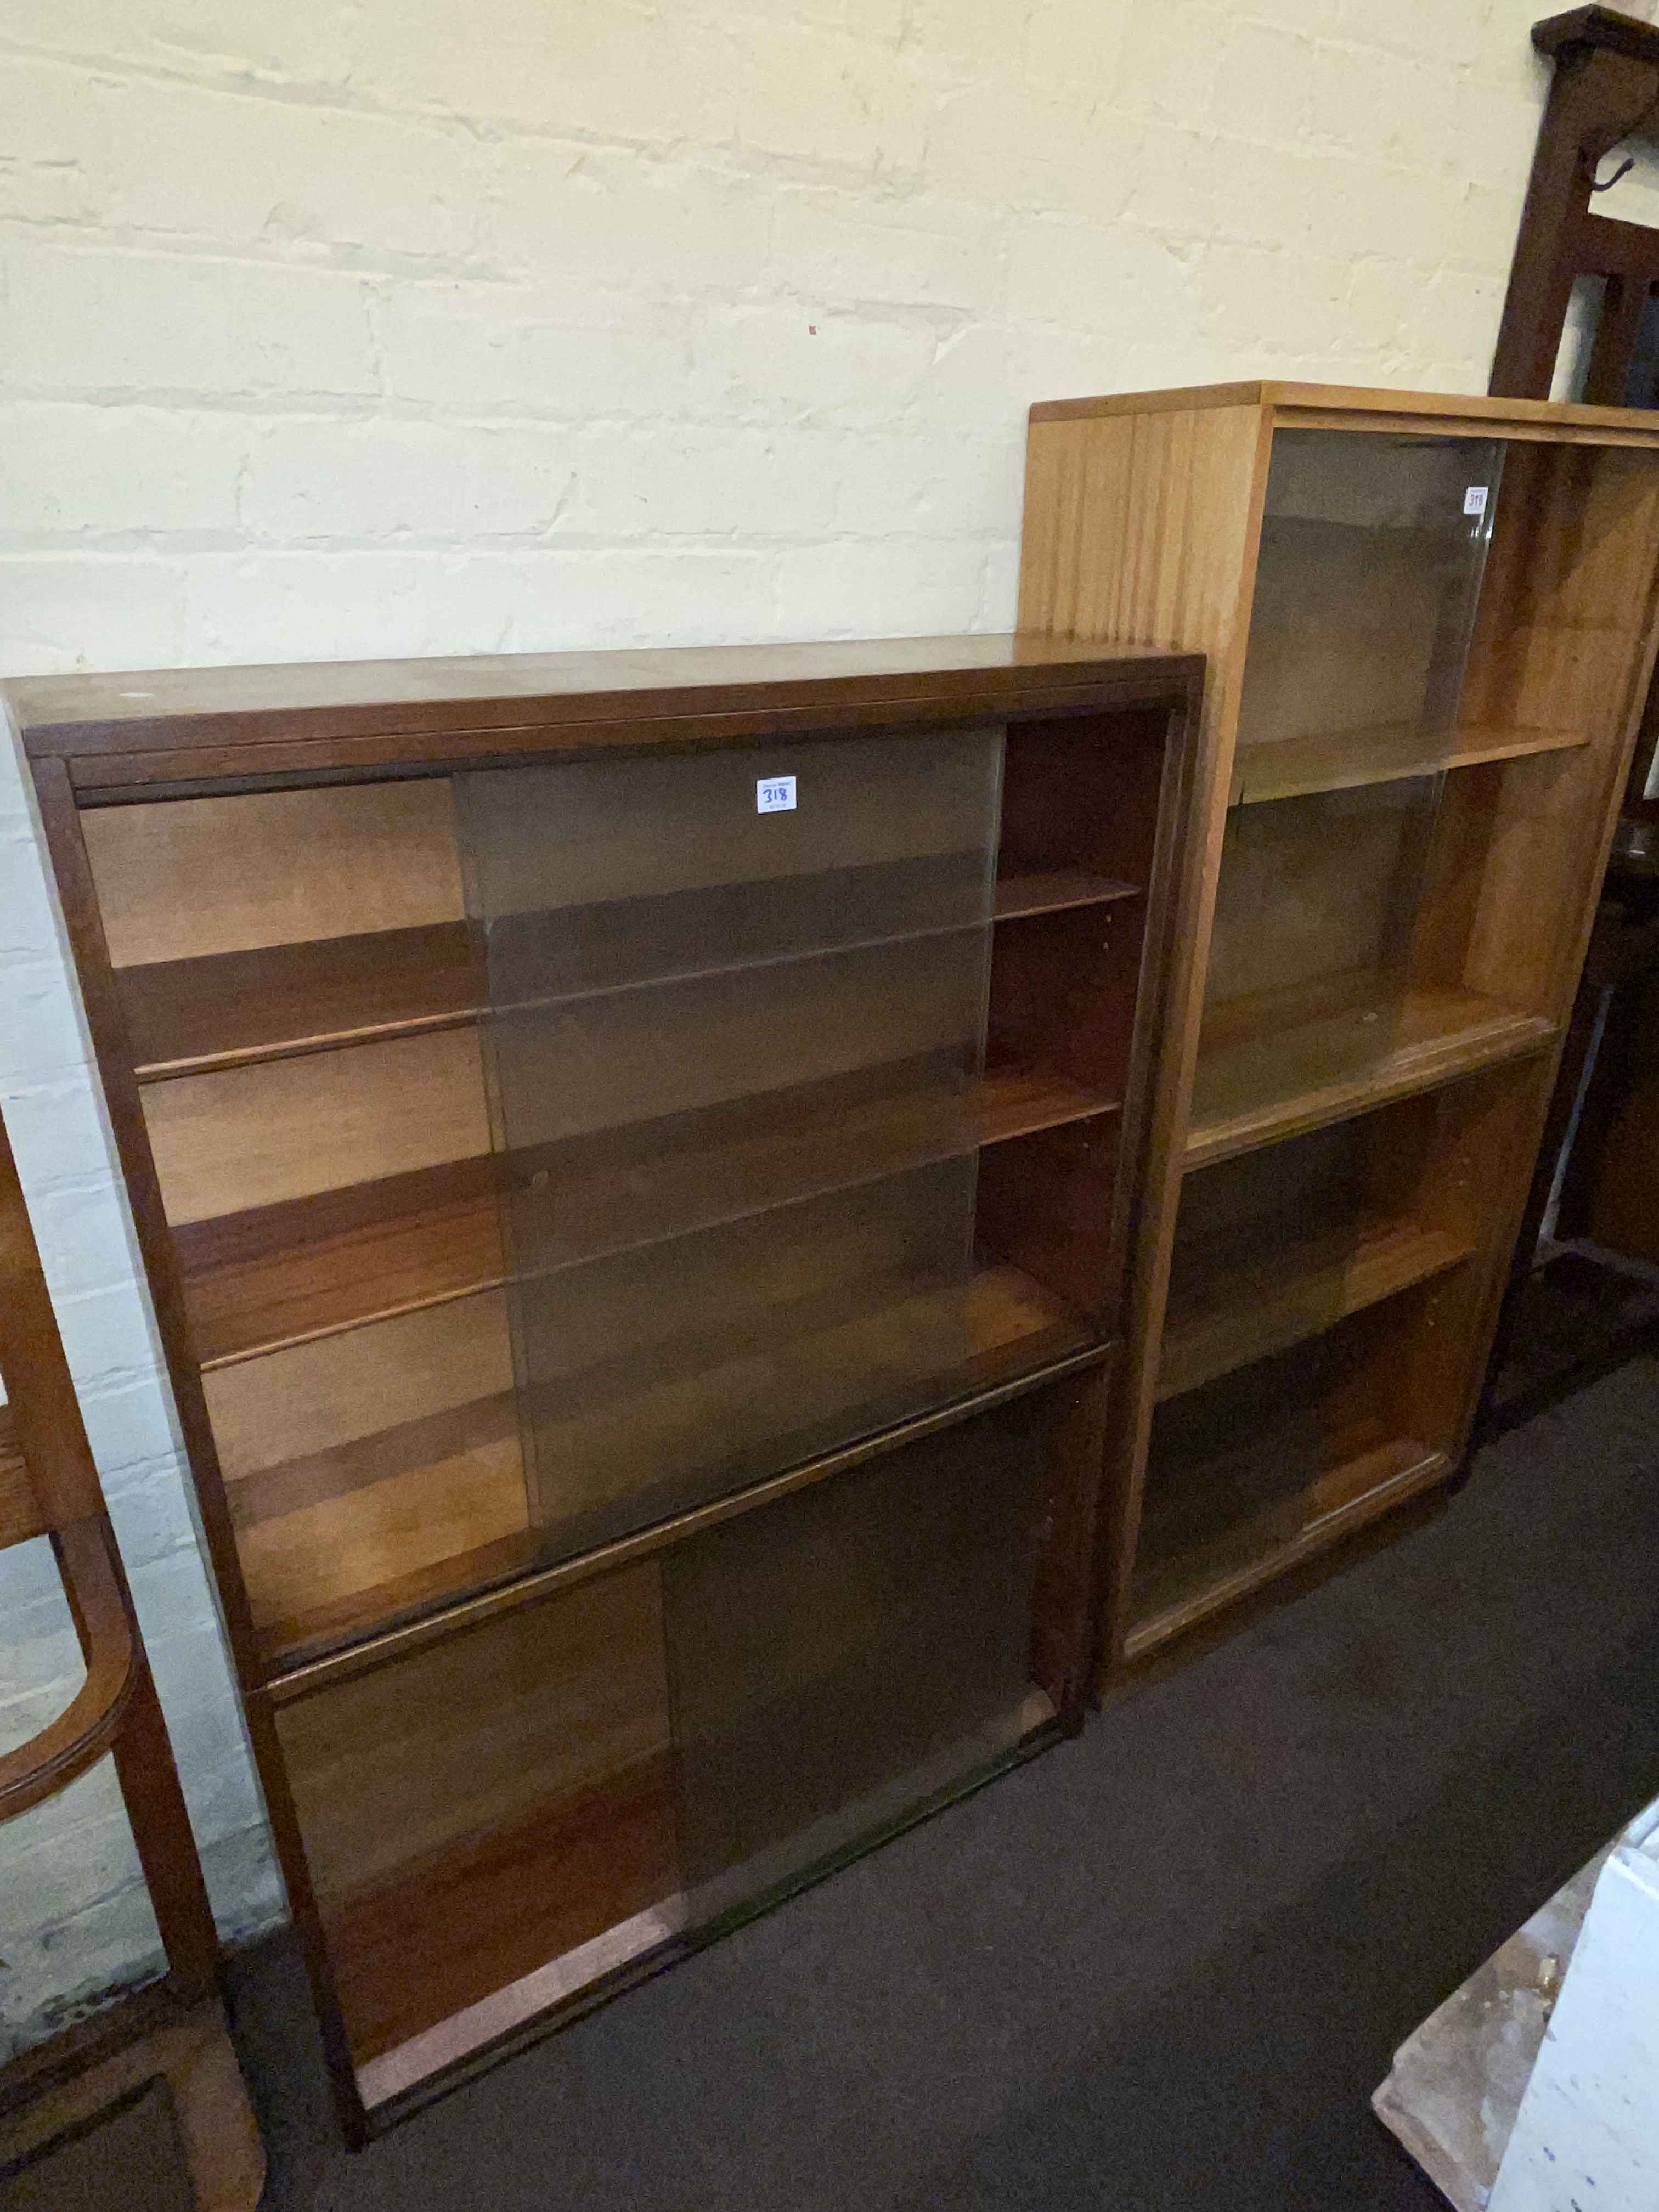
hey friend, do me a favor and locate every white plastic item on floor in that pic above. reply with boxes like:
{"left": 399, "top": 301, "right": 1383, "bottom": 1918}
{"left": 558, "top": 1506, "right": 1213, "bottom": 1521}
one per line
{"left": 1374, "top": 1793, "right": 1659, "bottom": 2211}
{"left": 1487, "top": 1800, "right": 1659, "bottom": 2212}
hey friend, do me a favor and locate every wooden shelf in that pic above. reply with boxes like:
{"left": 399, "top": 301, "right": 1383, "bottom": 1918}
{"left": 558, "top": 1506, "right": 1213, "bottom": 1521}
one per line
{"left": 120, "top": 870, "right": 1142, "bottom": 1087}
{"left": 250, "top": 1262, "right": 1091, "bottom": 1675}
{"left": 1126, "top": 1435, "right": 1448, "bottom": 1660}
{"left": 122, "top": 922, "right": 484, "bottom": 1082}
{"left": 1157, "top": 1221, "right": 1474, "bottom": 1402}
{"left": 182, "top": 1068, "right": 1114, "bottom": 1369}
{"left": 255, "top": 1528, "right": 541, "bottom": 1679}
{"left": 979, "top": 1066, "right": 1118, "bottom": 1143}
{"left": 514, "top": 1063, "right": 1111, "bottom": 1279}
{"left": 1187, "top": 984, "right": 1556, "bottom": 1169}
{"left": 177, "top": 1158, "right": 504, "bottom": 1369}
{"left": 1229, "top": 723, "right": 1588, "bottom": 806}
{"left": 992, "top": 870, "right": 1140, "bottom": 919}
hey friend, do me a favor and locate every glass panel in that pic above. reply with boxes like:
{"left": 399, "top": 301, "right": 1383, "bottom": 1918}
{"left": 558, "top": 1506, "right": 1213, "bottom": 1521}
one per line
{"left": 455, "top": 727, "right": 1003, "bottom": 1564}
{"left": 275, "top": 1560, "right": 681, "bottom": 2106}
{"left": 1160, "top": 1082, "right": 1480, "bottom": 1406}
{"left": 1134, "top": 1300, "right": 1412, "bottom": 1628}
{"left": 1237, "top": 430, "right": 1503, "bottom": 777}
{"left": 456, "top": 727, "right": 1003, "bottom": 1005}
{"left": 662, "top": 1379, "right": 1071, "bottom": 1931}
{"left": 1171, "top": 1118, "right": 1369, "bottom": 1288}
{"left": 514, "top": 1158, "right": 982, "bottom": 1557}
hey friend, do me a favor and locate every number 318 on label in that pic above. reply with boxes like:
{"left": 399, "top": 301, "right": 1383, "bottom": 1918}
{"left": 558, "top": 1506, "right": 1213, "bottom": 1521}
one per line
{"left": 757, "top": 775, "right": 797, "bottom": 814}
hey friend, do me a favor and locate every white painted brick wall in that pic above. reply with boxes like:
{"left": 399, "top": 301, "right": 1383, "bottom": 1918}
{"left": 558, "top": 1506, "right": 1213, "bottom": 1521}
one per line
{"left": 0, "top": 0, "right": 1643, "bottom": 2053}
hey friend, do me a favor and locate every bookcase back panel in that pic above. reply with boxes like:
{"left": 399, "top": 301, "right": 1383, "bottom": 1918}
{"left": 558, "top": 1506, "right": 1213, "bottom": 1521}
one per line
{"left": 988, "top": 899, "right": 1144, "bottom": 1101}
{"left": 143, "top": 1028, "right": 491, "bottom": 1225}
{"left": 1202, "top": 779, "right": 1439, "bottom": 1020}
{"left": 1171, "top": 1118, "right": 1374, "bottom": 1288}
{"left": 202, "top": 1291, "right": 515, "bottom": 1480}
{"left": 997, "top": 708, "right": 1169, "bottom": 883}
{"left": 83, "top": 781, "right": 464, "bottom": 965}
{"left": 973, "top": 1116, "right": 1121, "bottom": 1323}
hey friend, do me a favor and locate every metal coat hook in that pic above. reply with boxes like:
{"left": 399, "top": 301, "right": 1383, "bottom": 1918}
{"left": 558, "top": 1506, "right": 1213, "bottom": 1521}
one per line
{"left": 1592, "top": 151, "right": 1636, "bottom": 191}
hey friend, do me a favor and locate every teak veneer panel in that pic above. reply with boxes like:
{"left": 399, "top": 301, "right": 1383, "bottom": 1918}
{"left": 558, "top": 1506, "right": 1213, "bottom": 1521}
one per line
{"left": 82, "top": 782, "right": 464, "bottom": 964}
{"left": 201, "top": 1291, "right": 515, "bottom": 1483}
{"left": 143, "top": 1027, "right": 492, "bottom": 1226}
{"left": 1027, "top": 382, "right": 1659, "bottom": 437}
{"left": 5, "top": 634, "right": 1200, "bottom": 789}
{"left": 1019, "top": 402, "right": 1268, "bottom": 682}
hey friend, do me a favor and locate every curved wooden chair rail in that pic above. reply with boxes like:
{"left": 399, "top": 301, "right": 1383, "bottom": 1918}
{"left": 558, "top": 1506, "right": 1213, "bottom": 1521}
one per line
{"left": 0, "top": 1486, "right": 137, "bottom": 1824}
{"left": 0, "top": 1107, "right": 218, "bottom": 1994}
{"left": 0, "top": 1172, "right": 137, "bottom": 1824}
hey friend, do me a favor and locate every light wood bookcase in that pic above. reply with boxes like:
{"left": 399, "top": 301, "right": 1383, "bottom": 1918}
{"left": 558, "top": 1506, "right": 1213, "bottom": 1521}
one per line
{"left": 4, "top": 634, "right": 1199, "bottom": 2139}
{"left": 1019, "top": 382, "right": 1659, "bottom": 1677}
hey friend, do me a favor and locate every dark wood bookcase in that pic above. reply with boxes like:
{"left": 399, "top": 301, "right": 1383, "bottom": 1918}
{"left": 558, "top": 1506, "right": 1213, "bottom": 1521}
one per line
{"left": 4, "top": 635, "right": 1199, "bottom": 2139}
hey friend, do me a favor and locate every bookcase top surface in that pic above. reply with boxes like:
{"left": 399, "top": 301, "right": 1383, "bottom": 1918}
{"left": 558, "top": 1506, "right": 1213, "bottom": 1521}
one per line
{"left": 1029, "top": 380, "right": 1659, "bottom": 440}
{"left": 3, "top": 632, "right": 1200, "bottom": 792}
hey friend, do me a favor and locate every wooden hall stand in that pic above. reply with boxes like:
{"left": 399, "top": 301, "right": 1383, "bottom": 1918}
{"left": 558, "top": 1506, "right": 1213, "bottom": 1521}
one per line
{"left": 1480, "top": 8, "right": 1659, "bottom": 1384}
{"left": 0, "top": 1102, "right": 262, "bottom": 2208}
{"left": 1019, "top": 382, "right": 1659, "bottom": 1685}
{"left": 2, "top": 634, "right": 1201, "bottom": 2141}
